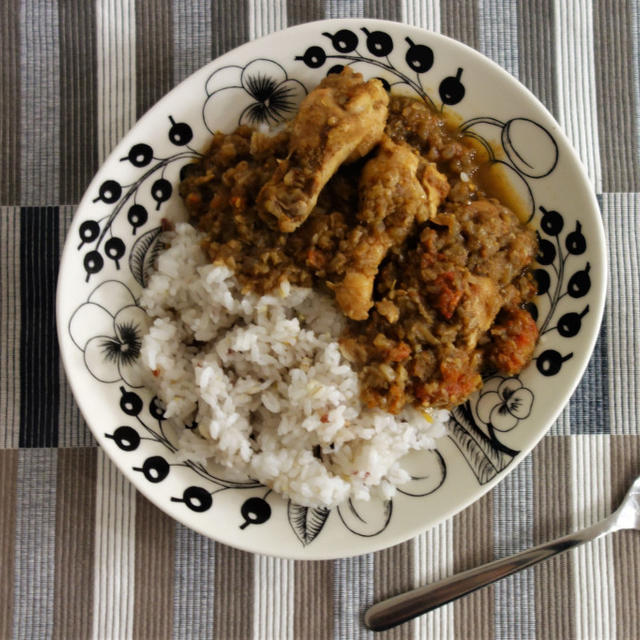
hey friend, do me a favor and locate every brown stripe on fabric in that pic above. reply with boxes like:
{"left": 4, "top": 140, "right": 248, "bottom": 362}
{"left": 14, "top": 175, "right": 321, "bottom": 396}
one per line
{"left": 452, "top": 492, "right": 494, "bottom": 640}
{"left": 0, "top": 449, "right": 18, "bottom": 639}
{"left": 212, "top": 0, "right": 249, "bottom": 58}
{"left": 594, "top": 0, "right": 640, "bottom": 191}
{"left": 286, "top": 0, "right": 325, "bottom": 25}
{"left": 133, "top": 492, "right": 175, "bottom": 640}
{"left": 373, "top": 541, "right": 414, "bottom": 640}
{"left": 440, "top": 0, "right": 479, "bottom": 50}
{"left": 59, "top": 0, "right": 98, "bottom": 203}
{"left": 214, "top": 544, "right": 254, "bottom": 639}
{"left": 532, "top": 436, "right": 575, "bottom": 640}
{"left": 53, "top": 448, "right": 97, "bottom": 640}
{"left": 610, "top": 435, "right": 640, "bottom": 638}
{"left": 0, "top": 0, "right": 20, "bottom": 203}
{"left": 135, "top": 0, "right": 174, "bottom": 119}
{"left": 518, "top": 0, "right": 559, "bottom": 119}
{"left": 293, "top": 560, "right": 333, "bottom": 639}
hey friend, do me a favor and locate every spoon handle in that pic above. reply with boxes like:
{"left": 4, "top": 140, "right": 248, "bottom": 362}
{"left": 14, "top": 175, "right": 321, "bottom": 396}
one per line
{"left": 365, "top": 516, "right": 617, "bottom": 632}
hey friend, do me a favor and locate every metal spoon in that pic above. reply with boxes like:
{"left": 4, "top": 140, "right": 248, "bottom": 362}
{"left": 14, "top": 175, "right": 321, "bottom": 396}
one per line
{"left": 365, "top": 474, "right": 640, "bottom": 632}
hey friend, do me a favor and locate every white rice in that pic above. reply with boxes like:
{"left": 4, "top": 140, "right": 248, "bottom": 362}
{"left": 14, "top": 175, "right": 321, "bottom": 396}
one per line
{"left": 140, "top": 222, "right": 448, "bottom": 508}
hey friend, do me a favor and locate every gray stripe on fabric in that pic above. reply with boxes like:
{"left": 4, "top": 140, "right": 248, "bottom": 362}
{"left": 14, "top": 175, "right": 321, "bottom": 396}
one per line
{"left": 568, "top": 319, "right": 610, "bottom": 435}
{"left": 594, "top": 0, "right": 640, "bottom": 191}
{"left": 19, "top": 0, "right": 60, "bottom": 205}
{"left": 249, "top": 0, "right": 287, "bottom": 40}
{"left": 401, "top": 0, "right": 441, "bottom": 32}
{"left": 478, "top": 0, "right": 519, "bottom": 78}
{"left": 211, "top": 0, "right": 250, "bottom": 56}
{"left": 324, "top": 0, "right": 401, "bottom": 20}
{"left": 286, "top": 0, "right": 325, "bottom": 25}
{"left": 58, "top": 205, "right": 95, "bottom": 447}
{"left": 602, "top": 193, "right": 640, "bottom": 436}
{"left": 136, "top": 0, "right": 174, "bottom": 119}
{"left": 12, "top": 449, "right": 57, "bottom": 640}
{"left": 334, "top": 554, "right": 374, "bottom": 640}
{"left": 0, "top": 207, "right": 20, "bottom": 448}
{"left": 59, "top": 0, "right": 98, "bottom": 204}
{"left": 440, "top": 0, "right": 479, "bottom": 49}
{"left": 0, "top": 0, "right": 21, "bottom": 204}
{"left": 173, "top": 0, "right": 212, "bottom": 84}
{"left": 171, "top": 524, "right": 216, "bottom": 640}
{"left": 518, "top": 0, "right": 558, "bottom": 118}
{"left": 493, "top": 456, "right": 535, "bottom": 639}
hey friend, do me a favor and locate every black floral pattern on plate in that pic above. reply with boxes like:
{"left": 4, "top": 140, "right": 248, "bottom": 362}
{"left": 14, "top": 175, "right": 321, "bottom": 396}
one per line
{"left": 203, "top": 59, "right": 307, "bottom": 129}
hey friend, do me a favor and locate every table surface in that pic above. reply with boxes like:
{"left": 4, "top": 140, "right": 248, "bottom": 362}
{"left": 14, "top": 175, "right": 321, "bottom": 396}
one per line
{"left": 1, "top": 1, "right": 639, "bottom": 639}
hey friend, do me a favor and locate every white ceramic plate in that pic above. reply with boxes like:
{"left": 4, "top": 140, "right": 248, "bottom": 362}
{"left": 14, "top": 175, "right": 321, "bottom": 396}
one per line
{"left": 57, "top": 19, "right": 606, "bottom": 559}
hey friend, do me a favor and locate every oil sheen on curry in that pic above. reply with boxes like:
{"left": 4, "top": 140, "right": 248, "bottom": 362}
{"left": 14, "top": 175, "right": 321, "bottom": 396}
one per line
{"left": 180, "top": 68, "right": 539, "bottom": 414}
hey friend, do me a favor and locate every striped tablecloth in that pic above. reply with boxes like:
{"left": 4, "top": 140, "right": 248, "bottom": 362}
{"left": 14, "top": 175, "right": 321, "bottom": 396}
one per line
{"left": 1, "top": 1, "right": 639, "bottom": 639}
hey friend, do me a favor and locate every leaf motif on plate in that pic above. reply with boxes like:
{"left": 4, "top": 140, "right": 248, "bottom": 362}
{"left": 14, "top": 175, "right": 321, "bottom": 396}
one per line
{"left": 447, "top": 401, "right": 515, "bottom": 484}
{"left": 288, "top": 502, "right": 330, "bottom": 546}
{"left": 129, "top": 226, "right": 163, "bottom": 287}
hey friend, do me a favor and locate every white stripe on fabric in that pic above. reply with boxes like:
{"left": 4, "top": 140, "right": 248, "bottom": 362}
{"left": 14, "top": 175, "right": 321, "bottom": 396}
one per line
{"left": 12, "top": 449, "right": 57, "bottom": 640}
{"left": 325, "top": 0, "right": 365, "bottom": 19}
{"left": 412, "top": 519, "right": 454, "bottom": 640}
{"left": 570, "top": 434, "right": 616, "bottom": 640}
{"left": 493, "top": 456, "right": 535, "bottom": 639}
{"left": 92, "top": 449, "right": 136, "bottom": 640}
{"left": 401, "top": 0, "right": 441, "bottom": 32}
{"left": 19, "top": 0, "right": 60, "bottom": 205}
{"left": 602, "top": 193, "right": 640, "bottom": 436}
{"left": 249, "top": 0, "right": 287, "bottom": 40}
{"left": 96, "top": 0, "right": 136, "bottom": 164}
{"left": 172, "top": 524, "right": 216, "bottom": 640}
{"left": 554, "top": 0, "right": 602, "bottom": 191}
{"left": 334, "top": 554, "right": 374, "bottom": 640}
{"left": 172, "top": 0, "right": 212, "bottom": 84}
{"left": 254, "top": 555, "right": 295, "bottom": 640}
{"left": 0, "top": 207, "right": 20, "bottom": 448}
{"left": 478, "top": 0, "right": 519, "bottom": 78}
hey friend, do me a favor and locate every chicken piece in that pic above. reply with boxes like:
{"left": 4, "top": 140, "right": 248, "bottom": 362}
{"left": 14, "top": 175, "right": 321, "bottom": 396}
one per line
{"left": 257, "top": 68, "right": 389, "bottom": 232}
{"left": 456, "top": 274, "right": 502, "bottom": 350}
{"left": 419, "top": 161, "right": 451, "bottom": 222}
{"left": 334, "top": 136, "right": 449, "bottom": 321}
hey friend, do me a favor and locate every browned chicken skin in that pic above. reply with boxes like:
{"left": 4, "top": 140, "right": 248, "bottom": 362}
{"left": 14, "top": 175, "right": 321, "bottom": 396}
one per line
{"left": 257, "top": 68, "right": 389, "bottom": 232}
{"left": 334, "top": 135, "right": 450, "bottom": 320}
